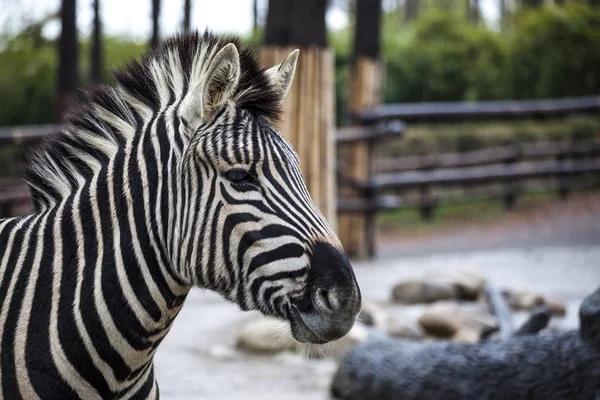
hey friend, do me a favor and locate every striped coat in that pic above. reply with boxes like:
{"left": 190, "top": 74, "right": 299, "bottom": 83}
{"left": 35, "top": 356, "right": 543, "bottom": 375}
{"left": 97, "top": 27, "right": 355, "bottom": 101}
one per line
{"left": 0, "top": 31, "right": 361, "bottom": 399}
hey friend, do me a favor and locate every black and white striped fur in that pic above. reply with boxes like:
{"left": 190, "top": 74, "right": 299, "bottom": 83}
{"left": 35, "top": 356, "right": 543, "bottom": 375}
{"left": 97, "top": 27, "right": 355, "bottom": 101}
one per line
{"left": 0, "top": 31, "right": 361, "bottom": 399}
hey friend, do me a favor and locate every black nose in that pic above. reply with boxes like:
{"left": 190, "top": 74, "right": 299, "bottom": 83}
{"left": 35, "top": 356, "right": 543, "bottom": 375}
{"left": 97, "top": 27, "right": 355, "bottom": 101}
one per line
{"left": 288, "top": 242, "right": 362, "bottom": 342}
{"left": 308, "top": 242, "right": 361, "bottom": 314}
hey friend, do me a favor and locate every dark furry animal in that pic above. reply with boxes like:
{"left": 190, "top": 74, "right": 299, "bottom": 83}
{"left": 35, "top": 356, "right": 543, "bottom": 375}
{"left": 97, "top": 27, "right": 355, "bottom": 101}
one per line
{"left": 332, "top": 287, "right": 600, "bottom": 400}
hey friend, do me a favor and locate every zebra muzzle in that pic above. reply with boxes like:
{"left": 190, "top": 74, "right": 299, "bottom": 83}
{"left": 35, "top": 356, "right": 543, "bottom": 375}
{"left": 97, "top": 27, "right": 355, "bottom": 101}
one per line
{"left": 288, "top": 242, "right": 362, "bottom": 343}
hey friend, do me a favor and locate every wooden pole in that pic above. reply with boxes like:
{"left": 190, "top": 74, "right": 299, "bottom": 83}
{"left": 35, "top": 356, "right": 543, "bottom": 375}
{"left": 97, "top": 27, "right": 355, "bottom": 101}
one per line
{"left": 261, "top": 46, "right": 336, "bottom": 224}
{"left": 261, "top": 0, "right": 335, "bottom": 224}
{"left": 338, "top": 0, "right": 382, "bottom": 258}
{"left": 90, "top": 0, "right": 102, "bottom": 84}
{"left": 57, "top": 0, "right": 79, "bottom": 121}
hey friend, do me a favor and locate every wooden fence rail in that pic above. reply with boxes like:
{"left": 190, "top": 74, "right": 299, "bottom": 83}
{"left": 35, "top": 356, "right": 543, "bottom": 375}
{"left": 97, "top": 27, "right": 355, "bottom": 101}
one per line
{"left": 0, "top": 124, "right": 64, "bottom": 144}
{"left": 354, "top": 95, "right": 600, "bottom": 123}
{"left": 367, "top": 159, "right": 600, "bottom": 191}
{"left": 376, "top": 139, "right": 600, "bottom": 173}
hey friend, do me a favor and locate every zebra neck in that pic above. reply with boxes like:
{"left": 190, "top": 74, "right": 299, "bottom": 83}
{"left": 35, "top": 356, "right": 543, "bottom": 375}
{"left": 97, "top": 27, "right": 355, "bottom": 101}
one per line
{"left": 0, "top": 199, "right": 190, "bottom": 398}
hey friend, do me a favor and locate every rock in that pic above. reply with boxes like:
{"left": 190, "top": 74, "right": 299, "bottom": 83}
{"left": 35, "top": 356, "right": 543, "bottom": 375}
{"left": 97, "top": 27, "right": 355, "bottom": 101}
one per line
{"left": 384, "top": 304, "right": 425, "bottom": 339}
{"left": 236, "top": 317, "right": 292, "bottom": 354}
{"left": 391, "top": 280, "right": 458, "bottom": 304}
{"left": 541, "top": 295, "right": 566, "bottom": 316}
{"left": 451, "top": 329, "right": 481, "bottom": 343}
{"left": 358, "top": 300, "right": 386, "bottom": 328}
{"left": 503, "top": 289, "right": 544, "bottom": 311}
{"left": 426, "top": 270, "right": 486, "bottom": 301}
{"left": 503, "top": 290, "right": 566, "bottom": 316}
{"left": 418, "top": 301, "right": 498, "bottom": 341}
{"left": 386, "top": 318, "right": 423, "bottom": 340}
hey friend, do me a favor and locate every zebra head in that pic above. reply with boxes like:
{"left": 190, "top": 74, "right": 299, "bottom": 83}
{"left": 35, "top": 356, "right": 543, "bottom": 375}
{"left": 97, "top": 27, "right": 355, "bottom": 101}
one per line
{"left": 170, "top": 35, "right": 361, "bottom": 344}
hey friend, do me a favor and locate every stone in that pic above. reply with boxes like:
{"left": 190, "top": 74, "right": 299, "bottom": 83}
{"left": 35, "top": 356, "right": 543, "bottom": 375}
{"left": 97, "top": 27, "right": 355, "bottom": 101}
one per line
{"left": 383, "top": 304, "right": 425, "bottom": 339}
{"left": 386, "top": 317, "right": 423, "bottom": 340}
{"left": 503, "top": 290, "right": 566, "bottom": 316}
{"left": 541, "top": 295, "right": 566, "bottom": 316}
{"left": 426, "top": 270, "right": 486, "bottom": 301}
{"left": 418, "top": 301, "right": 498, "bottom": 341}
{"left": 451, "top": 329, "right": 481, "bottom": 343}
{"left": 358, "top": 300, "right": 386, "bottom": 328}
{"left": 503, "top": 289, "right": 544, "bottom": 311}
{"left": 391, "top": 280, "right": 458, "bottom": 304}
{"left": 235, "top": 317, "right": 293, "bottom": 354}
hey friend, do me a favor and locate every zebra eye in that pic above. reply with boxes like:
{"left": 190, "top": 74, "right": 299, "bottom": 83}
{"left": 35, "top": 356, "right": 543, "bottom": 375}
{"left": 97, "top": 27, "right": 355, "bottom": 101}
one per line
{"left": 225, "top": 169, "right": 255, "bottom": 184}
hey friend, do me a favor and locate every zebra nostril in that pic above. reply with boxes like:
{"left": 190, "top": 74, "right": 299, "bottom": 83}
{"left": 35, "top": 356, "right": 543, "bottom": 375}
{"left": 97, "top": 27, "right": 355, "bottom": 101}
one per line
{"left": 314, "top": 288, "right": 339, "bottom": 313}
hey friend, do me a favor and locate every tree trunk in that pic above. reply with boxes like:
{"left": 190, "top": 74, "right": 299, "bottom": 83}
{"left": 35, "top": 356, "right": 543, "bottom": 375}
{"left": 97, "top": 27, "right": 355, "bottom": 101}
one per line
{"left": 57, "top": 0, "right": 79, "bottom": 121}
{"left": 265, "top": 0, "right": 292, "bottom": 45}
{"left": 337, "top": 0, "right": 382, "bottom": 259}
{"left": 520, "top": 0, "right": 544, "bottom": 8}
{"left": 183, "top": 0, "right": 191, "bottom": 32}
{"left": 253, "top": 0, "right": 258, "bottom": 32}
{"left": 90, "top": 0, "right": 103, "bottom": 84}
{"left": 499, "top": 0, "right": 508, "bottom": 30}
{"left": 404, "top": 0, "right": 419, "bottom": 23}
{"left": 262, "top": 0, "right": 335, "bottom": 223}
{"left": 352, "top": 0, "right": 381, "bottom": 61}
{"left": 150, "top": 0, "right": 161, "bottom": 49}
{"left": 468, "top": 0, "right": 480, "bottom": 24}
{"left": 264, "top": 0, "right": 327, "bottom": 47}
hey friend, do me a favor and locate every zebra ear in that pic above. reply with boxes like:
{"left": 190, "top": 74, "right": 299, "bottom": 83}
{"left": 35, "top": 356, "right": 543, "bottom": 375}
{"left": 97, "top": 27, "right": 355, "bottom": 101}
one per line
{"left": 265, "top": 49, "right": 299, "bottom": 102}
{"left": 181, "top": 43, "right": 241, "bottom": 130}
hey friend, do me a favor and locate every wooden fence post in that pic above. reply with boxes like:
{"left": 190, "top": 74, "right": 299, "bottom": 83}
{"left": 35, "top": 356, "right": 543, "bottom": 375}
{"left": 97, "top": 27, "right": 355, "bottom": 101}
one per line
{"left": 338, "top": 0, "right": 382, "bottom": 258}
{"left": 556, "top": 140, "right": 570, "bottom": 199}
{"left": 260, "top": 46, "right": 336, "bottom": 224}
{"left": 261, "top": 0, "right": 335, "bottom": 224}
{"left": 338, "top": 58, "right": 382, "bottom": 258}
{"left": 503, "top": 139, "right": 519, "bottom": 210}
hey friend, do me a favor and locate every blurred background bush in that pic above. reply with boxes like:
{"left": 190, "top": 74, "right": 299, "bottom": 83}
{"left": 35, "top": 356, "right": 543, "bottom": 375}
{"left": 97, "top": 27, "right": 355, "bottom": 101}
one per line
{"left": 1, "top": 1, "right": 599, "bottom": 127}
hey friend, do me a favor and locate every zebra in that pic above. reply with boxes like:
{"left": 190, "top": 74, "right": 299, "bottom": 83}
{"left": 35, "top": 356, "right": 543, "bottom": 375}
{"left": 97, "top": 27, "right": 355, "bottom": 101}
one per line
{"left": 0, "top": 31, "right": 361, "bottom": 399}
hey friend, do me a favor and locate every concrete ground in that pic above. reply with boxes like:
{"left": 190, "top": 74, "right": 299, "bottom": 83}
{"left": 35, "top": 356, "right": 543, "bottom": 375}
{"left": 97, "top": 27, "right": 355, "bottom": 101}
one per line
{"left": 154, "top": 192, "right": 600, "bottom": 399}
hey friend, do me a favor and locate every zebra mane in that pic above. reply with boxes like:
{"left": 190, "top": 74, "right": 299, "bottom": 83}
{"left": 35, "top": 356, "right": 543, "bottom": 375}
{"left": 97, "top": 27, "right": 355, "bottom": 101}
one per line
{"left": 23, "top": 30, "right": 282, "bottom": 210}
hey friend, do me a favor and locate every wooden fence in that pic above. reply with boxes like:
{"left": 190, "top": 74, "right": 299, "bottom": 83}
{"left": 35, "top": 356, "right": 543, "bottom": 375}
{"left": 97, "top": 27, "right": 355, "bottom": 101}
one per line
{"left": 337, "top": 95, "right": 600, "bottom": 257}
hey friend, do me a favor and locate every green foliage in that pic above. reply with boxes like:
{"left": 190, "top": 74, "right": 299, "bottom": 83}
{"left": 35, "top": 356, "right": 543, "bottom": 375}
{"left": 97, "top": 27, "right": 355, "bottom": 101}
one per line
{"left": 0, "top": 31, "right": 146, "bottom": 126}
{"left": 1, "top": 4, "right": 599, "bottom": 127}
{"left": 383, "top": 11, "right": 507, "bottom": 103}
{"left": 80, "top": 37, "right": 146, "bottom": 85}
{"left": 506, "top": 4, "right": 600, "bottom": 99}
{"left": 0, "top": 33, "right": 56, "bottom": 125}
{"left": 331, "top": 3, "right": 600, "bottom": 116}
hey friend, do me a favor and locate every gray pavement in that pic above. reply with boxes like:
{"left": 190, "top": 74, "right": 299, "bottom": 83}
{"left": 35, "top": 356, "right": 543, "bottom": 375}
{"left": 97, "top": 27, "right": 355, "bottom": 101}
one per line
{"left": 154, "top": 243, "right": 600, "bottom": 399}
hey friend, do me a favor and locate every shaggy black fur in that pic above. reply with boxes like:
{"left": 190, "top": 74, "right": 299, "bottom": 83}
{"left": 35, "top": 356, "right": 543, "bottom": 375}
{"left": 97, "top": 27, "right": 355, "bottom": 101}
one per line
{"left": 114, "top": 31, "right": 282, "bottom": 121}
{"left": 332, "top": 287, "right": 600, "bottom": 400}
{"left": 22, "top": 30, "right": 281, "bottom": 210}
